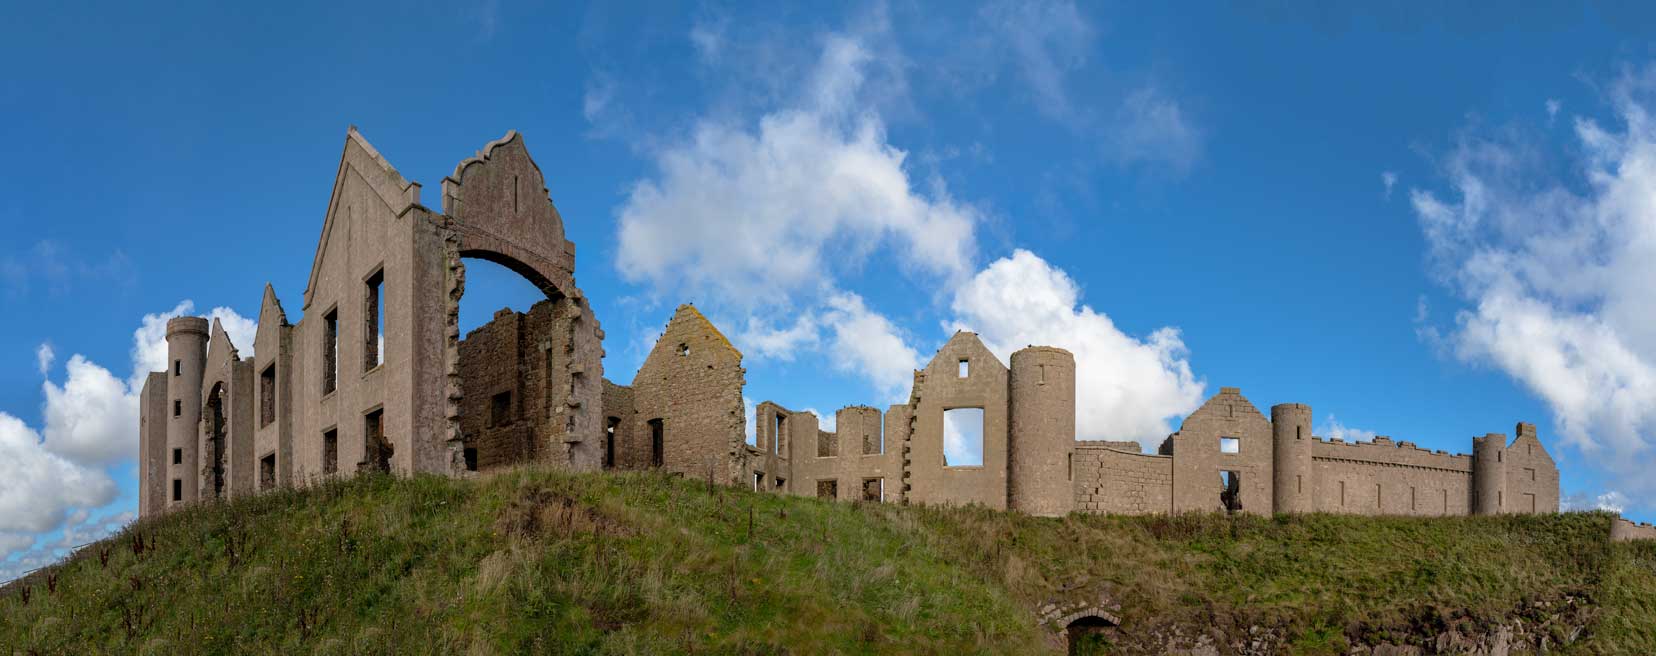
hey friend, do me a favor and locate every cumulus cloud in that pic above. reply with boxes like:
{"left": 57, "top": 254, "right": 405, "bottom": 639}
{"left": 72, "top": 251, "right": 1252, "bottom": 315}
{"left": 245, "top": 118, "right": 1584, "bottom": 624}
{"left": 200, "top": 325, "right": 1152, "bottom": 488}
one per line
{"left": 1409, "top": 66, "right": 1656, "bottom": 510}
{"left": 0, "top": 299, "right": 255, "bottom": 574}
{"left": 943, "top": 407, "right": 985, "bottom": 466}
{"left": 949, "top": 249, "right": 1205, "bottom": 451}
{"left": 1319, "top": 414, "right": 1379, "bottom": 443}
{"left": 614, "top": 29, "right": 980, "bottom": 303}
{"left": 821, "top": 292, "right": 922, "bottom": 403}
{"left": 1562, "top": 490, "right": 1627, "bottom": 513}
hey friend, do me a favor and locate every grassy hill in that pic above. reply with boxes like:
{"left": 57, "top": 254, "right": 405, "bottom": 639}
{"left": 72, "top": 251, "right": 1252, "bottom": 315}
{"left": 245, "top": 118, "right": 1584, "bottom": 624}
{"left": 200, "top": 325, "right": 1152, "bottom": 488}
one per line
{"left": 2, "top": 468, "right": 1653, "bottom": 654}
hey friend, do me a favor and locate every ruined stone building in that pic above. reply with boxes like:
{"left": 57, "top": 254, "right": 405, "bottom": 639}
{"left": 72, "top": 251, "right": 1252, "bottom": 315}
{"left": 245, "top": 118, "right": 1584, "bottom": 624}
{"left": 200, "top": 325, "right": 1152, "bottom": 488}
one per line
{"left": 136, "top": 128, "right": 1561, "bottom": 521}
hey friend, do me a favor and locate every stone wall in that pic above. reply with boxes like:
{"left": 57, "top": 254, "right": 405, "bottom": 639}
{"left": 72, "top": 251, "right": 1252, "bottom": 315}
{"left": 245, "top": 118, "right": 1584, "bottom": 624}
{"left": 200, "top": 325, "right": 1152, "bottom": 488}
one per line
{"left": 1611, "top": 517, "right": 1656, "bottom": 542}
{"left": 1311, "top": 437, "right": 1473, "bottom": 516}
{"left": 628, "top": 305, "right": 747, "bottom": 484}
{"left": 1505, "top": 423, "right": 1561, "bottom": 514}
{"left": 787, "top": 406, "right": 901, "bottom": 501}
{"left": 1073, "top": 442, "right": 1173, "bottom": 514}
{"left": 1165, "top": 387, "right": 1274, "bottom": 515}
{"left": 904, "top": 332, "right": 1011, "bottom": 510}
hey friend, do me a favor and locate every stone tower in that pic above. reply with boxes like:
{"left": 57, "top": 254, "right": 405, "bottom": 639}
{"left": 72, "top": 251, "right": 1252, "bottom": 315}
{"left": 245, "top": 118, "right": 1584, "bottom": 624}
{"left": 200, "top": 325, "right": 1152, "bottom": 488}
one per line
{"left": 1473, "top": 432, "right": 1507, "bottom": 515}
{"left": 165, "top": 316, "right": 209, "bottom": 509}
{"left": 1271, "top": 403, "right": 1313, "bottom": 514}
{"left": 1008, "top": 346, "right": 1075, "bottom": 517}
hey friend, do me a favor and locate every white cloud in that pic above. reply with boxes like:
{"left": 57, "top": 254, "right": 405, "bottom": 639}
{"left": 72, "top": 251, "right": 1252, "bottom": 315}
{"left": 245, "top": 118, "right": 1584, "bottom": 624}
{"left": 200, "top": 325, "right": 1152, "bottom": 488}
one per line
{"left": 1546, "top": 98, "right": 1562, "bottom": 123}
{"left": 1562, "top": 490, "right": 1626, "bottom": 513}
{"left": 803, "top": 408, "right": 837, "bottom": 432}
{"left": 0, "top": 414, "right": 115, "bottom": 536}
{"left": 1409, "top": 66, "right": 1656, "bottom": 511}
{"left": 821, "top": 291, "right": 922, "bottom": 403}
{"left": 943, "top": 407, "right": 984, "bottom": 466}
{"left": 614, "top": 29, "right": 980, "bottom": 304}
{"left": 1112, "top": 86, "right": 1203, "bottom": 173}
{"left": 1, "top": 299, "right": 255, "bottom": 571}
{"left": 949, "top": 249, "right": 1205, "bottom": 451}
{"left": 1319, "top": 414, "right": 1379, "bottom": 443}
{"left": 34, "top": 343, "right": 53, "bottom": 375}
{"left": 1382, "top": 171, "right": 1399, "bottom": 199}
{"left": 737, "top": 312, "right": 820, "bottom": 361}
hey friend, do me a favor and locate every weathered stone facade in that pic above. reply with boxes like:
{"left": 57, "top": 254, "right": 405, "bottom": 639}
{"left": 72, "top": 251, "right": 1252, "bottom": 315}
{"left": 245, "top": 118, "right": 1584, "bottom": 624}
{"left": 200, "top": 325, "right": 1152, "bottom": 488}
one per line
{"left": 138, "top": 127, "right": 1582, "bottom": 533}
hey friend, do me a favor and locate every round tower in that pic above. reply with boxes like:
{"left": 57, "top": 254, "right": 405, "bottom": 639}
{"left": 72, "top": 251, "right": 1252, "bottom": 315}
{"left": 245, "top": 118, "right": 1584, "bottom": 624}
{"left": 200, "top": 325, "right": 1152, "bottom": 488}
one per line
{"left": 1271, "top": 403, "right": 1314, "bottom": 514}
{"left": 1473, "top": 433, "right": 1507, "bottom": 515}
{"left": 1008, "top": 346, "right": 1075, "bottom": 517}
{"left": 165, "top": 316, "right": 209, "bottom": 509}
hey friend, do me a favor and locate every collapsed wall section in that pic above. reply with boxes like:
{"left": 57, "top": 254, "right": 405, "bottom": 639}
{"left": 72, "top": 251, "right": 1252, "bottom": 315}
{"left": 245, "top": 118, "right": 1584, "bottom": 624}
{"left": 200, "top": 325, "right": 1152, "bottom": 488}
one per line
{"left": 786, "top": 406, "right": 900, "bottom": 501}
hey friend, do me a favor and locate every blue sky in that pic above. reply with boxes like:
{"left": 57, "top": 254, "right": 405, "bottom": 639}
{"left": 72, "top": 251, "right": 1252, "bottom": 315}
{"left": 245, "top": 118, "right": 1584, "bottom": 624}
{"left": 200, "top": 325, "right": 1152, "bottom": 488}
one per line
{"left": 5, "top": 2, "right": 1656, "bottom": 578}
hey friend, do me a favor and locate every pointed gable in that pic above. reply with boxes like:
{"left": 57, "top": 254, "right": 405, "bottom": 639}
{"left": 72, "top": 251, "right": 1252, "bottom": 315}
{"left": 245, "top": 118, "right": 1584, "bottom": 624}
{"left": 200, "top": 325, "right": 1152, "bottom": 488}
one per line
{"left": 924, "top": 330, "right": 1006, "bottom": 378}
{"left": 637, "top": 304, "right": 740, "bottom": 380}
{"left": 302, "top": 127, "right": 423, "bottom": 310}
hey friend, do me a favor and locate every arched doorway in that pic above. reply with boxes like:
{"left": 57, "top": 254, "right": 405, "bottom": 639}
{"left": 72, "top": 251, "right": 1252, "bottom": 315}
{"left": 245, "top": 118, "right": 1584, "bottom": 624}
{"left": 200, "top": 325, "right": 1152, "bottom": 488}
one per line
{"left": 1065, "top": 615, "right": 1118, "bottom": 655}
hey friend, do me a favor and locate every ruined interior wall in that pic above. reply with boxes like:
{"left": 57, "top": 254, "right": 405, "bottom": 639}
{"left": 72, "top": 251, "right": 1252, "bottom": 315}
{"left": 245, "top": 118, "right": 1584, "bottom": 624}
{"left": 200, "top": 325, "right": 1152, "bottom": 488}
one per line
{"left": 906, "top": 332, "right": 1010, "bottom": 510}
{"left": 252, "top": 292, "right": 294, "bottom": 490}
{"left": 786, "top": 406, "right": 899, "bottom": 501}
{"left": 1311, "top": 437, "right": 1473, "bottom": 515}
{"left": 1612, "top": 518, "right": 1656, "bottom": 542}
{"left": 629, "top": 305, "right": 746, "bottom": 484}
{"left": 1504, "top": 424, "right": 1561, "bottom": 514}
{"left": 1168, "top": 387, "right": 1273, "bottom": 514}
{"left": 138, "top": 373, "right": 168, "bottom": 517}
{"left": 886, "top": 404, "right": 913, "bottom": 504}
{"left": 1074, "top": 443, "right": 1174, "bottom": 515}
{"left": 600, "top": 378, "right": 637, "bottom": 469}
{"left": 199, "top": 326, "right": 256, "bottom": 500}
{"left": 457, "top": 302, "right": 565, "bottom": 470}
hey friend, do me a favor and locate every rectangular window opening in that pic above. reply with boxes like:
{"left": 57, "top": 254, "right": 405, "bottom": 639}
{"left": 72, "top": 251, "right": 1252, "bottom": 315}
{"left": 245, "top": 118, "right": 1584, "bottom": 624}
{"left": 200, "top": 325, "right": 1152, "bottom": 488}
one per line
{"left": 173, "top": 399, "right": 181, "bottom": 417}
{"left": 1220, "top": 470, "right": 1242, "bottom": 513}
{"left": 817, "top": 428, "right": 837, "bottom": 458}
{"left": 942, "top": 407, "right": 985, "bottom": 467}
{"left": 604, "top": 417, "right": 619, "bottom": 469}
{"left": 364, "top": 270, "right": 383, "bottom": 371}
{"left": 773, "top": 414, "right": 785, "bottom": 455}
{"left": 958, "top": 359, "right": 969, "bottom": 377}
{"left": 816, "top": 479, "right": 838, "bottom": 499}
{"left": 753, "top": 472, "right": 764, "bottom": 491}
{"left": 173, "top": 359, "right": 181, "bottom": 376}
{"left": 260, "top": 454, "right": 276, "bottom": 491}
{"left": 1339, "top": 480, "right": 1347, "bottom": 507}
{"left": 862, "top": 413, "right": 881, "bottom": 456}
{"left": 260, "top": 364, "right": 277, "bottom": 427}
{"left": 322, "top": 309, "right": 339, "bottom": 394}
{"left": 1377, "top": 483, "right": 1383, "bottom": 511}
{"left": 172, "top": 448, "right": 182, "bottom": 465}
{"left": 1296, "top": 474, "right": 1303, "bottom": 494}
{"left": 1219, "top": 436, "right": 1240, "bottom": 454}
{"left": 648, "top": 419, "right": 664, "bottom": 468}
{"left": 489, "top": 391, "right": 513, "bottom": 428}
{"left": 774, "top": 477, "right": 785, "bottom": 490}
{"left": 365, "top": 409, "right": 389, "bottom": 473}
{"left": 323, "top": 429, "right": 338, "bottom": 475}
{"left": 862, "top": 478, "right": 883, "bottom": 502}
{"left": 172, "top": 479, "right": 181, "bottom": 502}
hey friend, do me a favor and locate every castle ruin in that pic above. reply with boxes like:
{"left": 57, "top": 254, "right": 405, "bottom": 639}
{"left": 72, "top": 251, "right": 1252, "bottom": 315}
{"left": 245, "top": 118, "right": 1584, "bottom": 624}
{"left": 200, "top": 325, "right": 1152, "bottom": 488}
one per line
{"left": 137, "top": 129, "right": 1563, "bottom": 521}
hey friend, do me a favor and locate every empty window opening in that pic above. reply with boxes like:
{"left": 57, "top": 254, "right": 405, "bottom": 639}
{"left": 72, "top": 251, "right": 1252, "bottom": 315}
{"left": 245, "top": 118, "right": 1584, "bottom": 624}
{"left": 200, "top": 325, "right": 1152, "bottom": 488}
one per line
{"left": 753, "top": 472, "right": 765, "bottom": 491}
{"left": 648, "top": 419, "right": 664, "bottom": 467}
{"left": 464, "top": 447, "right": 478, "bottom": 472}
{"left": 863, "top": 414, "right": 881, "bottom": 455}
{"left": 260, "top": 364, "right": 277, "bottom": 427}
{"left": 942, "top": 408, "right": 985, "bottom": 467}
{"left": 1219, "top": 436, "right": 1240, "bottom": 454}
{"left": 1498, "top": 451, "right": 1503, "bottom": 463}
{"left": 1066, "top": 615, "right": 1118, "bottom": 655}
{"left": 1498, "top": 490, "right": 1503, "bottom": 508}
{"left": 172, "top": 479, "right": 181, "bottom": 502}
{"left": 1339, "top": 481, "right": 1347, "bottom": 507}
{"left": 364, "top": 409, "right": 390, "bottom": 473}
{"left": 677, "top": 343, "right": 689, "bottom": 357}
{"left": 260, "top": 454, "right": 276, "bottom": 491}
{"left": 173, "top": 400, "right": 181, "bottom": 417}
{"left": 774, "top": 477, "right": 786, "bottom": 490}
{"left": 604, "top": 417, "right": 620, "bottom": 469}
{"left": 322, "top": 309, "right": 339, "bottom": 394}
{"left": 1067, "top": 453, "right": 1074, "bottom": 481}
{"left": 206, "top": 387, "right": 227, "bottom": 500}
{"left": 816, "top": 479, "right": 838, "bottom": 499}
{"left": 173, "top": 359, "right": 181, "bottom": 376}
{"left": 958, "top": 359, "right": 969, "bottom": 377}
{"left": 1296, "top": 425, "right": 1302, "bottom": 440}
{"left": 489, "top": 391, "right": 513, "bottom": 428}
{"left": 1219, "top": 470, "right": 1242, "bottom": 513}
{"left": 1410, "top": 486, "right": 1418, "bottom": 512}
{"left": 862, "top": 478, "right": 883, "bottom": 502}
{"left": 512, "top": 174, "right": 520, "bottom": 213}
{"left": 773, "top": 414, "right": 785, "bottom": 454}
{"left": 323, "top": 429, "right": 339, "bottom": 475}
{"left": 364, "top": 270, "right": 384, "bottom": 371}
{"left": 817, "top": 429, "right": 838, "bottom": 458}
{"left": 172, "top": 448, "right": 182, "bottom": 465}
{"left": 1296, "top": 474, "right": 1303, "bottom": 494}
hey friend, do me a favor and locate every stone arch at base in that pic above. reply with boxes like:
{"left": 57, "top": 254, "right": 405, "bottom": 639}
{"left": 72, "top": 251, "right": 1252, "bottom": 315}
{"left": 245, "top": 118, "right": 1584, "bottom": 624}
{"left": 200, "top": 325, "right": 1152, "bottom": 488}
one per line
{"left": 1039, "top": 594, "right": 1124, "bottom": 655}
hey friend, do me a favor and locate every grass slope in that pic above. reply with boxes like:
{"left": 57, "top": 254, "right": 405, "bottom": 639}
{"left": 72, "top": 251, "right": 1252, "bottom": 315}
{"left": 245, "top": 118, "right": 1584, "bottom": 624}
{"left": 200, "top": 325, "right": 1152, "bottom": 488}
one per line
{"left": 1, "top": 468, "right": 1652, "bottom": 655}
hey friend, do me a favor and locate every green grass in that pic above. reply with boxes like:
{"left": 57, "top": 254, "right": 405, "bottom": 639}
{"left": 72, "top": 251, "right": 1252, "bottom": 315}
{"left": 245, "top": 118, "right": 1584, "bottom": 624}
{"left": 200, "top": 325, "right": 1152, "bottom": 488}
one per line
{"left": 1, "top": 469, "right": 1651, "bottom": 654}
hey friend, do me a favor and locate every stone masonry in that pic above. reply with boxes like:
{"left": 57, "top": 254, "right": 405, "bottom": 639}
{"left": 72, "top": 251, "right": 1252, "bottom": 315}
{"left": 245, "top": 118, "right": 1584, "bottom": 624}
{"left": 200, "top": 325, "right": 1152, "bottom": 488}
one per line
{"left": 138, "top": 128, "right": 1589, "bottom": 533}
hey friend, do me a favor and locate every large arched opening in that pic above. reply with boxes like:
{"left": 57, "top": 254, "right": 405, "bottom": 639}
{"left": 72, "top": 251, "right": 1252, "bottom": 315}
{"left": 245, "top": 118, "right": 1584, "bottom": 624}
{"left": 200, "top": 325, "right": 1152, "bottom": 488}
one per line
{"left": 454, "top": 254, "right": 560, "bottom": 473}
{"left": 204, "top": 383, "right": 227, "bottom": 500}
{"left": 1065, "top": 614, "right": 1118, "bottom": 655}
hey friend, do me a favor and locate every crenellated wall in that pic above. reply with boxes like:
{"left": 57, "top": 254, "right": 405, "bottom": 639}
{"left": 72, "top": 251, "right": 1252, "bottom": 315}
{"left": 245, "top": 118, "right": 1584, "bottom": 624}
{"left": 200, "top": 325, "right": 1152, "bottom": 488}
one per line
{"left": 1310, "top": 436, "right": 1473, "bottom": 516}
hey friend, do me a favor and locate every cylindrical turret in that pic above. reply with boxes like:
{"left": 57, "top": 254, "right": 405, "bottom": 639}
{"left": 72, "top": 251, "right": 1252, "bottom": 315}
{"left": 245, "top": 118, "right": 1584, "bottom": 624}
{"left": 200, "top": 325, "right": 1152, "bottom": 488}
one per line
{"left": 1271, "top": 403, "right": 1314, "bottom": 514}
{"left": 165, "top": 316, "right": 209, "bottom": 509}
{"left": 1008, "top": 346, "right": 1075, "bottom": 517}
{"left": 1473, "top": 432, "right": 1507, "bottom": 515}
